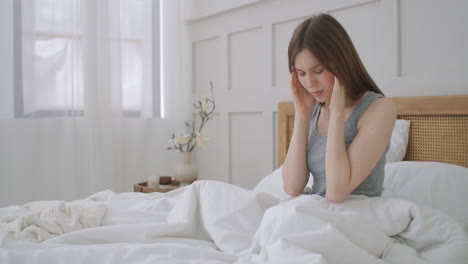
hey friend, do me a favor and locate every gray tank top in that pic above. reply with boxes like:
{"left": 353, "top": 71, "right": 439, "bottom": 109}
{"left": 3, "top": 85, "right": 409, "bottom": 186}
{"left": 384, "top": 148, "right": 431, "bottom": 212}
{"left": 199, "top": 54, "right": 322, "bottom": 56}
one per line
{"left": 306, "top": 91, "right": 388, "bottom": 197}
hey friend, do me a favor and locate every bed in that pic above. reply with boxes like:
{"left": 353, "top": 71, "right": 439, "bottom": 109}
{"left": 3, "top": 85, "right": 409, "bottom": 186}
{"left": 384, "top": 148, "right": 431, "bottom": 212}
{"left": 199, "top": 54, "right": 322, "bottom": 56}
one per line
{"left": 1, "top": 95, "right": 468, "bottom": 263}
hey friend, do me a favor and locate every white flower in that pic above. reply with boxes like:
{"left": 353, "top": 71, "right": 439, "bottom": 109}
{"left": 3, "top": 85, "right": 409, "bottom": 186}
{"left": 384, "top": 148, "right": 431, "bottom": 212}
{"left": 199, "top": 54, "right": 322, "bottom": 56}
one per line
{"left": 196, "top": 130, "right": 209, "bottom": 146}
{"left": 173, "top": 134, "right": 191, "bottom": 146}
{"left": 167, "top": 82, "right": 215, "bottom": 152}
{"left": 172, "top": 137, "right": 182, "bottom": 146}
{"left": 201, "top": 101, "right": 209, "bottom": 113}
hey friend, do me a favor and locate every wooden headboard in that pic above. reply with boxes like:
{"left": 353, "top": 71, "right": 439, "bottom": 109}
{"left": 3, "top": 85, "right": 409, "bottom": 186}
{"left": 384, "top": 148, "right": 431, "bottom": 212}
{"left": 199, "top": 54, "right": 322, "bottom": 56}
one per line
{"left": 278, "top": 95, "right": 468, "bottom": 168}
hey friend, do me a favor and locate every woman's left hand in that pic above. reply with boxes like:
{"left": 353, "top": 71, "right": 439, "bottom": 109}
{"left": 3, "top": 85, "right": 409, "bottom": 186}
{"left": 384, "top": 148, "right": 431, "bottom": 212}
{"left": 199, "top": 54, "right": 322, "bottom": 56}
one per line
{"left": 329, "top": 76, "right": 346, "bottom": 116}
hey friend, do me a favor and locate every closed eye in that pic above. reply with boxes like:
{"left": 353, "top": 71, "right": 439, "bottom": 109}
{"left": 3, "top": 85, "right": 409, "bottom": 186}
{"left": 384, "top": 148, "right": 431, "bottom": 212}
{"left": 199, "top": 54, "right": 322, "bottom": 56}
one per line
{"left": 296, "top": 70, "right": 306, "bottom": 77}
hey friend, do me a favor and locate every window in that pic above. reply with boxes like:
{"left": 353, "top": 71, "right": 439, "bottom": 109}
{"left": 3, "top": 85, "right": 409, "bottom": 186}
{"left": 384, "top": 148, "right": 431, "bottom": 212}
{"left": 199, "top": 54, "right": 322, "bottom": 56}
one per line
{"left": 13, "top": 0, "right": 160, "bottom": 118}
{"left": 119, "top": 0, "right": 160, "bottom": 118}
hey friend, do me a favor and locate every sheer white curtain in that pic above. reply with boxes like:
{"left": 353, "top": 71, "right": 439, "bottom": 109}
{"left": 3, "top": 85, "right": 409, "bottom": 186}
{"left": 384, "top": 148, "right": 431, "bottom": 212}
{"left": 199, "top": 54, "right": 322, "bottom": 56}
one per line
{"left": 19, "top": 0, "right": 154, "bottom": 118}
{"left": 20, "top": 0, "right": 84, "bottom": 117}
{"left": 0, "top": 0, "right": 184, "bottom": 206}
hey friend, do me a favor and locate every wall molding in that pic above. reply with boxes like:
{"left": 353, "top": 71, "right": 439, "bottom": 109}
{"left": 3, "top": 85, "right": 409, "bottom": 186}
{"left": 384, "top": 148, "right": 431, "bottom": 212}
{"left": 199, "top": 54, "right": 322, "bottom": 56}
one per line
{"left": 227, "top": 26, "right": 263, "bottom": 91}
{"left": 184, "top": 0, "right": 266, "bottom": 23}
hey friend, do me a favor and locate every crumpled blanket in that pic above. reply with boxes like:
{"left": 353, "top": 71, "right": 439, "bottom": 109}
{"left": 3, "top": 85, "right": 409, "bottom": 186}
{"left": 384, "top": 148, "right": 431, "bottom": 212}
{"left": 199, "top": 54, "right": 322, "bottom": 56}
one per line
{"left": 0, "top": 201, "right": 106, "bottom": 242}
{"left": 0, "top": 181, "right": 467, "bottom": 264}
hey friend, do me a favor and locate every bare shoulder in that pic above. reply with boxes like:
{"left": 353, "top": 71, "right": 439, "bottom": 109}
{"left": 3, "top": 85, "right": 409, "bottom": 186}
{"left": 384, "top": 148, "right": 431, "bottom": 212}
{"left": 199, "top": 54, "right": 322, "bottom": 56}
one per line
{"left": 371, "top": 97, "right": 396, "bottom": 115}
{"left": 359, "top": 97, "right": 396, "bottom": 128}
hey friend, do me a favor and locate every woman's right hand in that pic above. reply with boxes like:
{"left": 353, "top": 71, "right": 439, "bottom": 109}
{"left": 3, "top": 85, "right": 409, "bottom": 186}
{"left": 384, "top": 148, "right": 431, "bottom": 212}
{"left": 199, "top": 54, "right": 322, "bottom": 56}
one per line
{"left": 290, "top": 69, "right": 316, "bottom": 115}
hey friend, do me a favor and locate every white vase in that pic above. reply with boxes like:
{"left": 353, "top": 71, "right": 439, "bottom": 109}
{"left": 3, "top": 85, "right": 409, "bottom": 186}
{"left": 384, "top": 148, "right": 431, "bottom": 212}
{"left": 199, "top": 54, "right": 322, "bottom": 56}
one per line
{"left": 173, "top": 152, "right": 198, "bottom": 186}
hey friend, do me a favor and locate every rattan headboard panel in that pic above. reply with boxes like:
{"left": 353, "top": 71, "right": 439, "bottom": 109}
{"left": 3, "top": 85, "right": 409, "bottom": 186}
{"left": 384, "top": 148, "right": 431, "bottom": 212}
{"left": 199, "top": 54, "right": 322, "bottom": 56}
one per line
{"left": 278, "top": 95, "right": 468, "bottom": 168}
{"left": 398, "top": 114, "right": 468, "bottom": 167}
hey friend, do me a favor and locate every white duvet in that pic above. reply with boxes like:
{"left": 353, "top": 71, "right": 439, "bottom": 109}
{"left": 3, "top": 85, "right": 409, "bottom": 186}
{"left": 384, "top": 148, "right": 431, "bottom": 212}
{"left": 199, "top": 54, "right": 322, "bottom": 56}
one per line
{"left": 1, "top": 180, "right": 467, "bottom": 264}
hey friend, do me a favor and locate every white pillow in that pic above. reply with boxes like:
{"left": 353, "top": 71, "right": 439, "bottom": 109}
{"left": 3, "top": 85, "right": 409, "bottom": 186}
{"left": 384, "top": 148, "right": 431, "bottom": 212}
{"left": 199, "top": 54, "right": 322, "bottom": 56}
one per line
{"left": 386, "top": 119, "right": 411, "bottom": 163}
{"left": 383, "top": 161, "right": 468, "bottom": 232}
{"left": 253, "top": 166, "right": 313, "bottom": 200}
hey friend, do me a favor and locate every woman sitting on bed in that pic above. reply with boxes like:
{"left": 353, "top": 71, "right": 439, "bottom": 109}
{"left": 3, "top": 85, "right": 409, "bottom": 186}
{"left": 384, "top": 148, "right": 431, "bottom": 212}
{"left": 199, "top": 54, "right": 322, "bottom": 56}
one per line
{"left": 282, "top": 13, "right": 396, "bottom": 203}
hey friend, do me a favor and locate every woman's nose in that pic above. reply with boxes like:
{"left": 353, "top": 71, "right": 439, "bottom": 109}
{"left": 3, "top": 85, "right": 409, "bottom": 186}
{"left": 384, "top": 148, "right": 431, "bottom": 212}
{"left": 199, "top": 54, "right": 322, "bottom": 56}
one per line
{"left": 304, "top": 75, "right": 316, "bottom": 88}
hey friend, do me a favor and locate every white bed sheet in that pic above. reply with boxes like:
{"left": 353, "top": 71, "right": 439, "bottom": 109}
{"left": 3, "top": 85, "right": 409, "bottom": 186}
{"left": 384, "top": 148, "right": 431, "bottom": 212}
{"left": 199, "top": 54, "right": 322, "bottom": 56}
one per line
{"left": 1, "top": 181, "right": 467, "bottom": 264}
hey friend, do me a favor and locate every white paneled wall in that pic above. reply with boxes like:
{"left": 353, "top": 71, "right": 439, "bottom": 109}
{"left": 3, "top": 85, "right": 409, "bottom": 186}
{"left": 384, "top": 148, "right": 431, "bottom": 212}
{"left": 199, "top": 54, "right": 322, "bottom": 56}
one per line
{"left": 400, "top": 0, "right": 468, "bottom": 86}
{"left": 229, "top": 112, "right": 271, "bottom": 189}
{"left": 193, "top": 37, "right": 223, "bottom": 94}
{"left": 228, "top": 26, "right": 265, "bottom": 92}
{"left": 193, "top": 113, "right": 229, "bottom": 182}
{"left": 185, "top": 0, "right": 468, "bottom": 189}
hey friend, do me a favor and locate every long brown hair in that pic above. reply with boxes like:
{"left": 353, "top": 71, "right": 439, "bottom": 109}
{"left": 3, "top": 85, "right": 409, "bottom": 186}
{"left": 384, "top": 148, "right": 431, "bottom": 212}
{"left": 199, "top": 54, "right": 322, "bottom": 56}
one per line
{"left": 288, "top": 13, "right": 383, "bottom": 100}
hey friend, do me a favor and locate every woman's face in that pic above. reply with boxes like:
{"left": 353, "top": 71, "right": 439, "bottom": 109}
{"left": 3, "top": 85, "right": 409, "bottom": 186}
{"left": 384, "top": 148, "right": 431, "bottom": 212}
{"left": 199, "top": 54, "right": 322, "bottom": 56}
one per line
{"left": 293, "top": 49, "right": 335, "bottom": 104}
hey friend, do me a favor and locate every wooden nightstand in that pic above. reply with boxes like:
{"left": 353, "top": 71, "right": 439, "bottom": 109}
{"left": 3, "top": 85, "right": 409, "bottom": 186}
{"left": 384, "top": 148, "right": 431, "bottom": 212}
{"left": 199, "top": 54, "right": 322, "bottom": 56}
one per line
{"left": 134, "top": 180, "right": 182, "bottom": 193}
